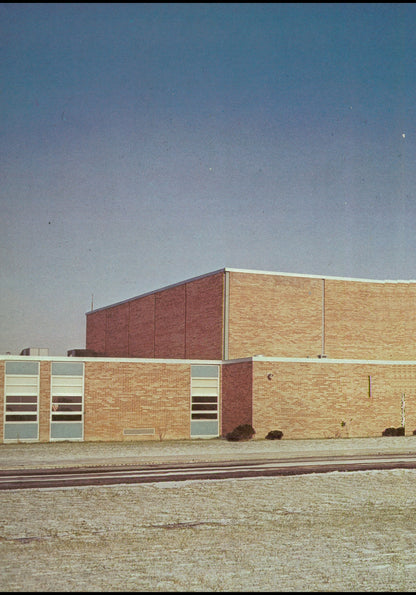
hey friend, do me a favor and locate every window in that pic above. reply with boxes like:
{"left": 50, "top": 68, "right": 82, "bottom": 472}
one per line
{"left": 190, "top": 365, "right": 219, "bottom": 437}
{"left": 4, "top": 361, "right": 39, "bottom": 441}
{"left": 50, "top": 362, "right": 84, "bottom": 440}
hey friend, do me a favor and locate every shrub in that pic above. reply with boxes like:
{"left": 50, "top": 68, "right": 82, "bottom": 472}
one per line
{"left": 265, "top": 430, "right": 283, "bottom": 440}
{"left": 413, "top": 429, "right": 416, "bottom": 436}
{"left": 382, "top": 427, "right": 405, "bottom": 436}
{"left": 226, "top": 424, "right": 256, "bottom": 442}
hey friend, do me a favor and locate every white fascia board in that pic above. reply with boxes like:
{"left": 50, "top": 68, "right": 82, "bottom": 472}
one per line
{"left": 0, "top": 355, "right": 223, "bottom": 365}
{"left": 250, "top": 356, "right": 416, "bottom": 365}
{"left": 224, "top": 267, "right": 416, "bottom": 284}
{"left": 3, "top": 354, "right": 415, "bottom": 366}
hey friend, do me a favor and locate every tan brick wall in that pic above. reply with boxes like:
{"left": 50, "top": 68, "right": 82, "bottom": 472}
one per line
{"left": 252, "top": 360, "right": 416, "bottom": 439}
{"left": 228, "top": 272, "right": 323, "bottom": 359}
{"left": 83, "top": 361, "right": 192, "bottom": 441}
{"left": 325, "top": 279, "right": 416, "bottom": 359}
{"left": 2, "top": 357, "right": 416, "bottom": 443}
{"left": 38, "top": 361, "right": 51, "bottom": 441}
{"left": 221, "top": 361, "right": 253, "bottom": 435}
{"left": 227, "top": 272, "right": 416, "bottom": 361}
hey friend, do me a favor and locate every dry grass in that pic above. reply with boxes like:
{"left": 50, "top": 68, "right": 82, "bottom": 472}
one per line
{"left": 1, "top": 468, "right": 416, "bottom": 591}
{"left": 1, "top": 437, "right": 416, "bottom": 591}
{"left": 1, "top": 435, "right": 416, "bottom": 469}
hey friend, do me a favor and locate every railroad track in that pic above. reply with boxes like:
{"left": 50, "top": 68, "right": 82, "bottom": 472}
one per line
{"left": 1, "top": 453, "right": 416, "bottom": 490}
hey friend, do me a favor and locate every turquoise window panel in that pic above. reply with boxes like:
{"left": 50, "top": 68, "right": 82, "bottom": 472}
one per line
{"left": 191, "top": 365, "right": 219, "bottom": 378}
{"left": 6, "top": 361, "right": 39, "bottom": 375}
{"left": 51, "top": 362, "right": 84, "bottom": 376}
{"left": 191, "top": 420, "right": 219, "bottom": 437}
{"left": 50, "top": 422, "right": 83, "bottom": 440}
{"left": 4, "top": 423, "right": 38, "bottom": 440}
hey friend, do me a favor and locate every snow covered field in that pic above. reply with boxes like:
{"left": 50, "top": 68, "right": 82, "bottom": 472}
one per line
{"left": 1, "top": 437, "right": 416, "bottom": 591}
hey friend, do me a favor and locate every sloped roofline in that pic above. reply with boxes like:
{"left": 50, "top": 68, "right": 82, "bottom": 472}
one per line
{"left": 86, "top": 267, "right": 416, "bottom": 314}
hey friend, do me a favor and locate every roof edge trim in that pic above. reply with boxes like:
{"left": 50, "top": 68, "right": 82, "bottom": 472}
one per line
{"left": 224, "top": 267, "right": 416, "bottom": 284}
{"left": 86, "top": 266, "right": 416, "bottom": 315}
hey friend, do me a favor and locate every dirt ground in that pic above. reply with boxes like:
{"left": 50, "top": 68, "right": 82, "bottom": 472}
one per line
{"left": 1, "top": 436, "right": 416, "bottom": 592}
{"left": 1, "top": 434, "right": 416, "bottom": 469}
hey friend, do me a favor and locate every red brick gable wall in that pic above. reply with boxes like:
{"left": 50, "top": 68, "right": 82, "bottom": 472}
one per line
{"left": 221, "top": 360, "right": 253, "bottom": 435}
{"left": 86, "top": 309, "right": 107, "bottom": 354}
{"left": 128, "top": 295, "right": 155, "bottom": 358}
{"left": 154, "top": 284, "right": 186, "bottom": 358}
{"left": 185, "top": 272, "right": 224, "bottom": 359}
{"left": 105, "top": 302, "right": 130, "bottom": 357}
{"left": 85, "top": 271, "right": 224, "bottom": 359}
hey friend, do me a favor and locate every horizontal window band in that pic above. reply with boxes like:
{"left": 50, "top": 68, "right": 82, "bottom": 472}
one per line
{"left": 191, "top": 413, "right": 218, "bottom": 420}
{"left": 51, "top": 414, "right": 82, "bottom": 422}
{"left": 5, "top": 377, "right": 38, "bottom": 387}
{"left": 192, "top": 396, "right": 217, "bottom": 403}
{"left": 191, "top": 378, "right": 219, "bottom": 387}
{"left": 6, "top": 395, "right": 38, "bottom": 403}
{"left": 191, "top": 388, "right": 219, "bottom": 396}
{"left": 5, "top": 415, "right": 37, "bottom": 422}
{"left": 192, "top": 404, "right": 218, "bottom": 411}
{"left": 52, "top": 396, "right": 82, "bottom": 403}
{"left": 51, "top": 389, "right": 83, "bottom": 396}
{"left": 6, "top": 404, "right": 37, "bottom": 412}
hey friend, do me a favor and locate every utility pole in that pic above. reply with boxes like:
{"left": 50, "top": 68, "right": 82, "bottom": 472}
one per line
{"left": 401, "top": 393, "right": 406, "bottom": 430}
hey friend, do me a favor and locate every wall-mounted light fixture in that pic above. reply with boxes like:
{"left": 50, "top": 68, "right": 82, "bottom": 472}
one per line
{"left": 267, "top": 373, "right": 274, "bottom": 380}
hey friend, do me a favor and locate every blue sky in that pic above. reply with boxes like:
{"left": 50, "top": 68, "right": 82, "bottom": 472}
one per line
{"left": 1, "top": 3, "right": 415, "bottom": 355}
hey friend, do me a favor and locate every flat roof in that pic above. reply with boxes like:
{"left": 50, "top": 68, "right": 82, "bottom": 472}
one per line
{"left": 86, "top": 266, "right": 416, "bottom": 314}
{"left": 1, "top": 355, "right": 416, "bottom": 366}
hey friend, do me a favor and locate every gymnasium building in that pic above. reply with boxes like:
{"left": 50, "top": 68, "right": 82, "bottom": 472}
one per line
{"left": 2, "top": 267, "right": 416, "bottom": 442}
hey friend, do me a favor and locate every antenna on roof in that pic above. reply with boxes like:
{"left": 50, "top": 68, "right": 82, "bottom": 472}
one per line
{"left": 91, "top": 293, "right": 94, "bottom": 311}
